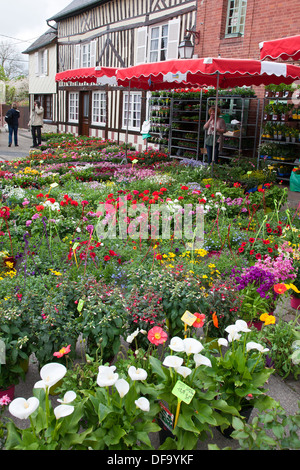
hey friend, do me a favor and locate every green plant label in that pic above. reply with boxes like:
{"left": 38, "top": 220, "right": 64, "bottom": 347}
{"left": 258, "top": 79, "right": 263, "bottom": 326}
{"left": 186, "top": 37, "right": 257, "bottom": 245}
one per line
{"left": 181, "top": 310, "right": 196, "bottom": 326}
{"left": 73, "top": 242, "right": 79, "bottom": 251}
{"left": 0, "top": 339, "right": 6, "bottom": 364}
{"left": 77, "top": 299, "right": 84, "bottom": 313}
{"left": 50, "top": 182, "right": 59, "bottom": 188}
{"left": 172, "top": 380, "right": 195, "bottom": 404}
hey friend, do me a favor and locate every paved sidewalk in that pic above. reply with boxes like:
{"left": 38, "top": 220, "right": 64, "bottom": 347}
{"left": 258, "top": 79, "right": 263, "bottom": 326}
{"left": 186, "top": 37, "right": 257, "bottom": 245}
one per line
{"left": 0, "top": 126, "right": 34, "bottom": 161}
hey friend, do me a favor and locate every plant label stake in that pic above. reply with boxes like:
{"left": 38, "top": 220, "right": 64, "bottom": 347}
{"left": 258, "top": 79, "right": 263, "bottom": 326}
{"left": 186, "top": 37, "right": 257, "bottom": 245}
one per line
{"left": 0, "top": 339, "right": 6, "bottom": 364}
{"left": 172, "top": 380, "right": 195, "bottom": 428}
{"left": 181, "top": 310, "right": 196, "bottom": 338}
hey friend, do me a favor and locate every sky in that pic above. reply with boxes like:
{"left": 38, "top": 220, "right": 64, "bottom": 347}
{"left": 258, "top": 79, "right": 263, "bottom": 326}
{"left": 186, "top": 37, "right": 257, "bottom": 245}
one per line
{"left": 1, "top": 0, "right": 72, "bottom": 72}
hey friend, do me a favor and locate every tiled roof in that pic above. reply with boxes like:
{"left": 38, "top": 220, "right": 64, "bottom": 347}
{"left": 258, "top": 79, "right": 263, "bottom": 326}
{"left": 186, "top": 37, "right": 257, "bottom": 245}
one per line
{"left": 47, "top": 0, "right": 109, "bottom": 22}
{"left": 22, "top": 27, "right": 57, "bottom": 54}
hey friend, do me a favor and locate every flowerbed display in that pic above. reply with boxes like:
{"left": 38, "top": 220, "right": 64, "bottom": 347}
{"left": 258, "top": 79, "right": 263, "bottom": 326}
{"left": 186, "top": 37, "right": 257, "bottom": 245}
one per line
{"left": 0, "top": 133, "right": 299, "bottom": 450}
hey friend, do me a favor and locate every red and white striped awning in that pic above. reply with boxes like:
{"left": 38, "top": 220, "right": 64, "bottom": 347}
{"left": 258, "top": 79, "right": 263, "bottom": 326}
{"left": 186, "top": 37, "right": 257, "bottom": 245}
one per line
{"left": 116, "top": 57, "right": 300, "bottom": 90}
{"left": 55, "top": 67, "right": 118, "bottom": 84}
{"left": 260, "top": 35, "right": 300, "bottom": 61}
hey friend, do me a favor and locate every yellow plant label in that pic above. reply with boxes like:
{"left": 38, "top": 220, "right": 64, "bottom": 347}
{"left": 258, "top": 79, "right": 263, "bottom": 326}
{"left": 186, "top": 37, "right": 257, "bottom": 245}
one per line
{"left": 181, "top": 310, "right": 197, "bottom": 326}
{"left": 172, "top": 380, "right": 195, "bottom": 404}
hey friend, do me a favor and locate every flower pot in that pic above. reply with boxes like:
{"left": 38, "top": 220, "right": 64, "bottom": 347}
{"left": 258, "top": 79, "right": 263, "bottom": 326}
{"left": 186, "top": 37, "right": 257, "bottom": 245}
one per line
{"left": 0, "top": 384, "right": 15, "bottom": 401}
{"left": 217, "top": 405, "right": 253, "bottom": 439}
{"left": 290, "top": 296, "right": 300, "bottom": 310}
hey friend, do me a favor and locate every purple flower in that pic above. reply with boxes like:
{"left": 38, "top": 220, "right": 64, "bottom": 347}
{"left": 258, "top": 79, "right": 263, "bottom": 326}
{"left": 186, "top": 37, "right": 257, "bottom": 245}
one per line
{"left": 86, "top": 225, "right": 94, "bottom": 233}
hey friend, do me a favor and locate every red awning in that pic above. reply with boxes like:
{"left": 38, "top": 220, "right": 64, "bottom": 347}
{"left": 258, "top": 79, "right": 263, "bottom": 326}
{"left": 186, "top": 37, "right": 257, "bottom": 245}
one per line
{"left": 55, "top": 67, "right": 118, "bottom": 84}
{"left": 260, "top": 35, "right": 300, "bottom": 61}
{"left": 116, "top": 57, "right": 300, "bottom": 90}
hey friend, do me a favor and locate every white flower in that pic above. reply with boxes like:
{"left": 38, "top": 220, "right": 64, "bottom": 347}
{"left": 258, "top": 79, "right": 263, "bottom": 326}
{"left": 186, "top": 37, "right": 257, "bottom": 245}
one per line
{"left": 183, "top": 337, "right": 204, "bottom": 355}
{"left": 169, "top": 336, "right": 185, "bottom": 352}
{"left": 115, "top": 378, "right": 129, "bottom": 398}
{"left": 235, "top": 319, "right": 251, "bottom": 333}
{"left": 194, "top": 354, "right": 212, "bottom": 368}
{"left": 135, "top": 397, "right": 150, "bottom": 412}
{"left": 128, "top": 366, "right": 147, "bottom": 381}
{"left": 246, "top": 341, "right": 269, "bottom": 353}
{"left": 97, "top": 365, "right": 119, "bottom": 387}
{"left": 34, "top": 363, "right": 67, "bottom": 390}
{"left": 162, "top": 355, "right": 183, "bottom": 369}
{"left": 57, "top": 391, "right": 76, "bottom": 404}
{"left": 218, "top": 338, "right": 228, "bottom": 347}
{"left": 177, "top": 366, "right": 192, "bottom": 378}
{"left": 54, "top": 404, "right": 74, "bottom": 419}
{"left": 9, "top": 397, "right": 39, "bottom": 420}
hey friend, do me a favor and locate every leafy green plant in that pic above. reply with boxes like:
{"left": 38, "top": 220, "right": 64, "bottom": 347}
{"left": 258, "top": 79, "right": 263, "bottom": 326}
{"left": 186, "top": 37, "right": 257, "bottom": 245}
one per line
{"left": 230, "top": 401, "right": 300, "bottom": 450}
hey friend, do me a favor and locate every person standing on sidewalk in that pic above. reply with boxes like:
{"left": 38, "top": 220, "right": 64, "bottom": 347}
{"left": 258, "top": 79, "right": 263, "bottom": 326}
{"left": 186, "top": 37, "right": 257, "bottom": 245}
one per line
{"left": 5, "top": 103, "right": 20, "bottom": 147}
{"left": 28, "top": 100, "right": 44, "bottom": 148}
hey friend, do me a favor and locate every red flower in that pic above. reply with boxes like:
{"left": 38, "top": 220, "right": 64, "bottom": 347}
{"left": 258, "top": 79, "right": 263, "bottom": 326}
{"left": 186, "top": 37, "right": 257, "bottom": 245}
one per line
{"left": 104, "top": 255, "right": 111, "bottom": 261}
{"left": 0, "top": 207, "right": 10, "bottom": 219}
{"left": 274, "top": 283, "right": 287, "bottom": 294}
{"left": 249, "top": 238, "right": 255, "bottom": 243}
{"left": 36, "top": 205, "right": 44, "bottom": 211}
{"left": 47, "top": 197, "right": 56, "bottom": 204}
{"left": 81, "top": 200, "right": 89, "bottom": 206}
{"left": 249, "top": 250, "right": 254, "bottom": 255}
{"left": 192, "top": 313, "right": 206, "bottom": 328}
{"left": 109, "top": 250, "right": 117, "bottom": 256}
{"left": 181, "top": 185, "right": 189, "bottom": 190}
{"left": 156, "top": 254, "right": 162, "bottom": 260}
{"left": 255, "top": 253, "right": 262, "bottom": 259}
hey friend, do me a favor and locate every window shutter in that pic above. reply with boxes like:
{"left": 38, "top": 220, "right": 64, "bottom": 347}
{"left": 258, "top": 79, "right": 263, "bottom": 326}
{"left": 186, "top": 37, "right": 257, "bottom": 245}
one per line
{"left": 90, "top": 40, "right": 96, "bottom": 67}
{"left": 75, "top": 44, "right": 81, "bottom": 68}
{"left": 136, "top": 26, "right": 148, "bottom": 64}
{"left": 167, "top": 18, "right": 180, "bottom": 60}
{"left": 43, "top": 49, "right": 48, "bottom": 76}
{"left": 35, "top": 52, "right": 39, "bottom": 75}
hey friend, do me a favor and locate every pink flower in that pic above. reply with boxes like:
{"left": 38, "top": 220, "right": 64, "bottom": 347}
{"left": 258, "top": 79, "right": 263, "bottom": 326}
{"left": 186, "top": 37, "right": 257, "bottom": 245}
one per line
{"left": 147, "top": 326, "right": 168, "bottom": 346}
{"left": 0, "top": 395, "right": 11, "bottom": 406}
{"left": 53, "top": 344, "right": 71, "bottom": 358}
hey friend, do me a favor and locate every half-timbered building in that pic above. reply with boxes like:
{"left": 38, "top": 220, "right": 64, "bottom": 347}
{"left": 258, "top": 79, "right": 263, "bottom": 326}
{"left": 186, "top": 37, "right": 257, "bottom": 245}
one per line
{"left": 23, "top": 27, "right": 58, "bottom": 133}
{"left": 46, "top": 0, "right": 197, "bottom": 149}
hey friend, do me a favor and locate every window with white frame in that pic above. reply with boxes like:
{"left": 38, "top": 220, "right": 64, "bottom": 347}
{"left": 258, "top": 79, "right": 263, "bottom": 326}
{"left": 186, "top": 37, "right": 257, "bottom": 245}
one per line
{"left": 35, "top": 49, "right": 48, "bottom": 76}
{"left": 136, "top": 19, "right": 180, "bottom": 64}
{"left": 92, "top": 91, "right": 106, "bottom": 125}
{"left": 75, "top": 40, "right": 96, "bottom": 68}
{"left": 122, "top": 92, "right": 141, "bottom": 130}
{"left": 149, "top": 24, "right": 169, "bottom": 62}
{"left": 225, "top": 0, "right": 247, "bottom": 37}
{"left": 69, "top": 92, "right": 79, "bottom": 122}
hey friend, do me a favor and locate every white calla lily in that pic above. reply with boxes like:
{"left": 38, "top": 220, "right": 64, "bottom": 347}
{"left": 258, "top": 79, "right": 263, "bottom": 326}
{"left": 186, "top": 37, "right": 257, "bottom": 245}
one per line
{"left": 177, "top": 366, "right": 192, "bottom": 378}
{"left": 34, "top": 363, "right": 67, "bottom": 390}
{"left": 57, "top": 391, "right": 76, "bottom": 404}
{"left": 115, "top": 378, "right": 129, "bottom": 398}
{"left": 246, "top": 341, "right": 269, "bottom": 353}
{"left": 169, "top": 336, "right": 185, "bottom": 352}
{"left": 97, "top": 366, "right": 119, "bottom": 387}
{"left": 128, "top": 366, "right": 147, "bottom": 381}
{"left": 183, "top": 337, "right": 204, "bottom": 355}
{"left": 235, "top": 319, "right": 251, "bottom": 332}
{"left": 135, "top": 397, "right": 150, "bottom": 412}
{"left": 218, "top": 338, "right": 228, "bottom": 347}
{"left": 162, "top": 355, "right": 183, "bottom": 369}
{"left": 54, "top": 404, "right": 74, "bottom": 419}
{"left": 9, "top": 397, "right": 39, "bottom": 420}
{"left": 194, "top": 353, "right": 212, "bottom": 368}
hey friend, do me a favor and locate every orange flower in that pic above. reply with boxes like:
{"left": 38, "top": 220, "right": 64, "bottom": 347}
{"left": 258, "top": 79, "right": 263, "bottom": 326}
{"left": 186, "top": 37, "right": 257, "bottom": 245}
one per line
{"left": 274, "top": 283, "right": 287, "bottom": 294}
{"left": 212, "top": 311, "right": 218, "bottom": 328}
{"left": 35, "top": 205, "right": 44, "bottom": 211}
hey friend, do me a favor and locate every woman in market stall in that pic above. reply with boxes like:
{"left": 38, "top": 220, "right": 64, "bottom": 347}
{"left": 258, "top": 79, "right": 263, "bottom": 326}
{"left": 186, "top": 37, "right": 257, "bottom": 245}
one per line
{"left": 204, "top": 106, "right": 226, "bottom": 164}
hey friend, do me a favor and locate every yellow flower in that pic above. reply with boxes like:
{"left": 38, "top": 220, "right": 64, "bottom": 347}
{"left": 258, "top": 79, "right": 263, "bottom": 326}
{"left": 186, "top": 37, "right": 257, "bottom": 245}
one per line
{"left": 260, "top": 313, "right": 270, "bottom": 322}
{"left": 49, "top": 269, "right": 62, "bottom": 276}
{"left": 264, "top": 315, "right": 276, "bottom": 325}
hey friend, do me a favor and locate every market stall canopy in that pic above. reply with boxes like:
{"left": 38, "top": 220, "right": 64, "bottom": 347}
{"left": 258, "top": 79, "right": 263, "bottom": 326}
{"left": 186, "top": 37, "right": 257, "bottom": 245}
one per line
{"left": 55, "top": 66, "right": 118, "bottom": 85}
{"left": 116, "top": 57, "right": 300, "bottom": 90}
{"left": 259, "top": 35, "right": 300, "bottom": 61}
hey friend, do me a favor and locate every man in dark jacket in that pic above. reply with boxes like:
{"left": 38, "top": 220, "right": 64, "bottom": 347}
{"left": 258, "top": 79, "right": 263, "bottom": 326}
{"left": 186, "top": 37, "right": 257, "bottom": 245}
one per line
{"left": 5, "top": 103, "right": 20, "bottom": 147}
